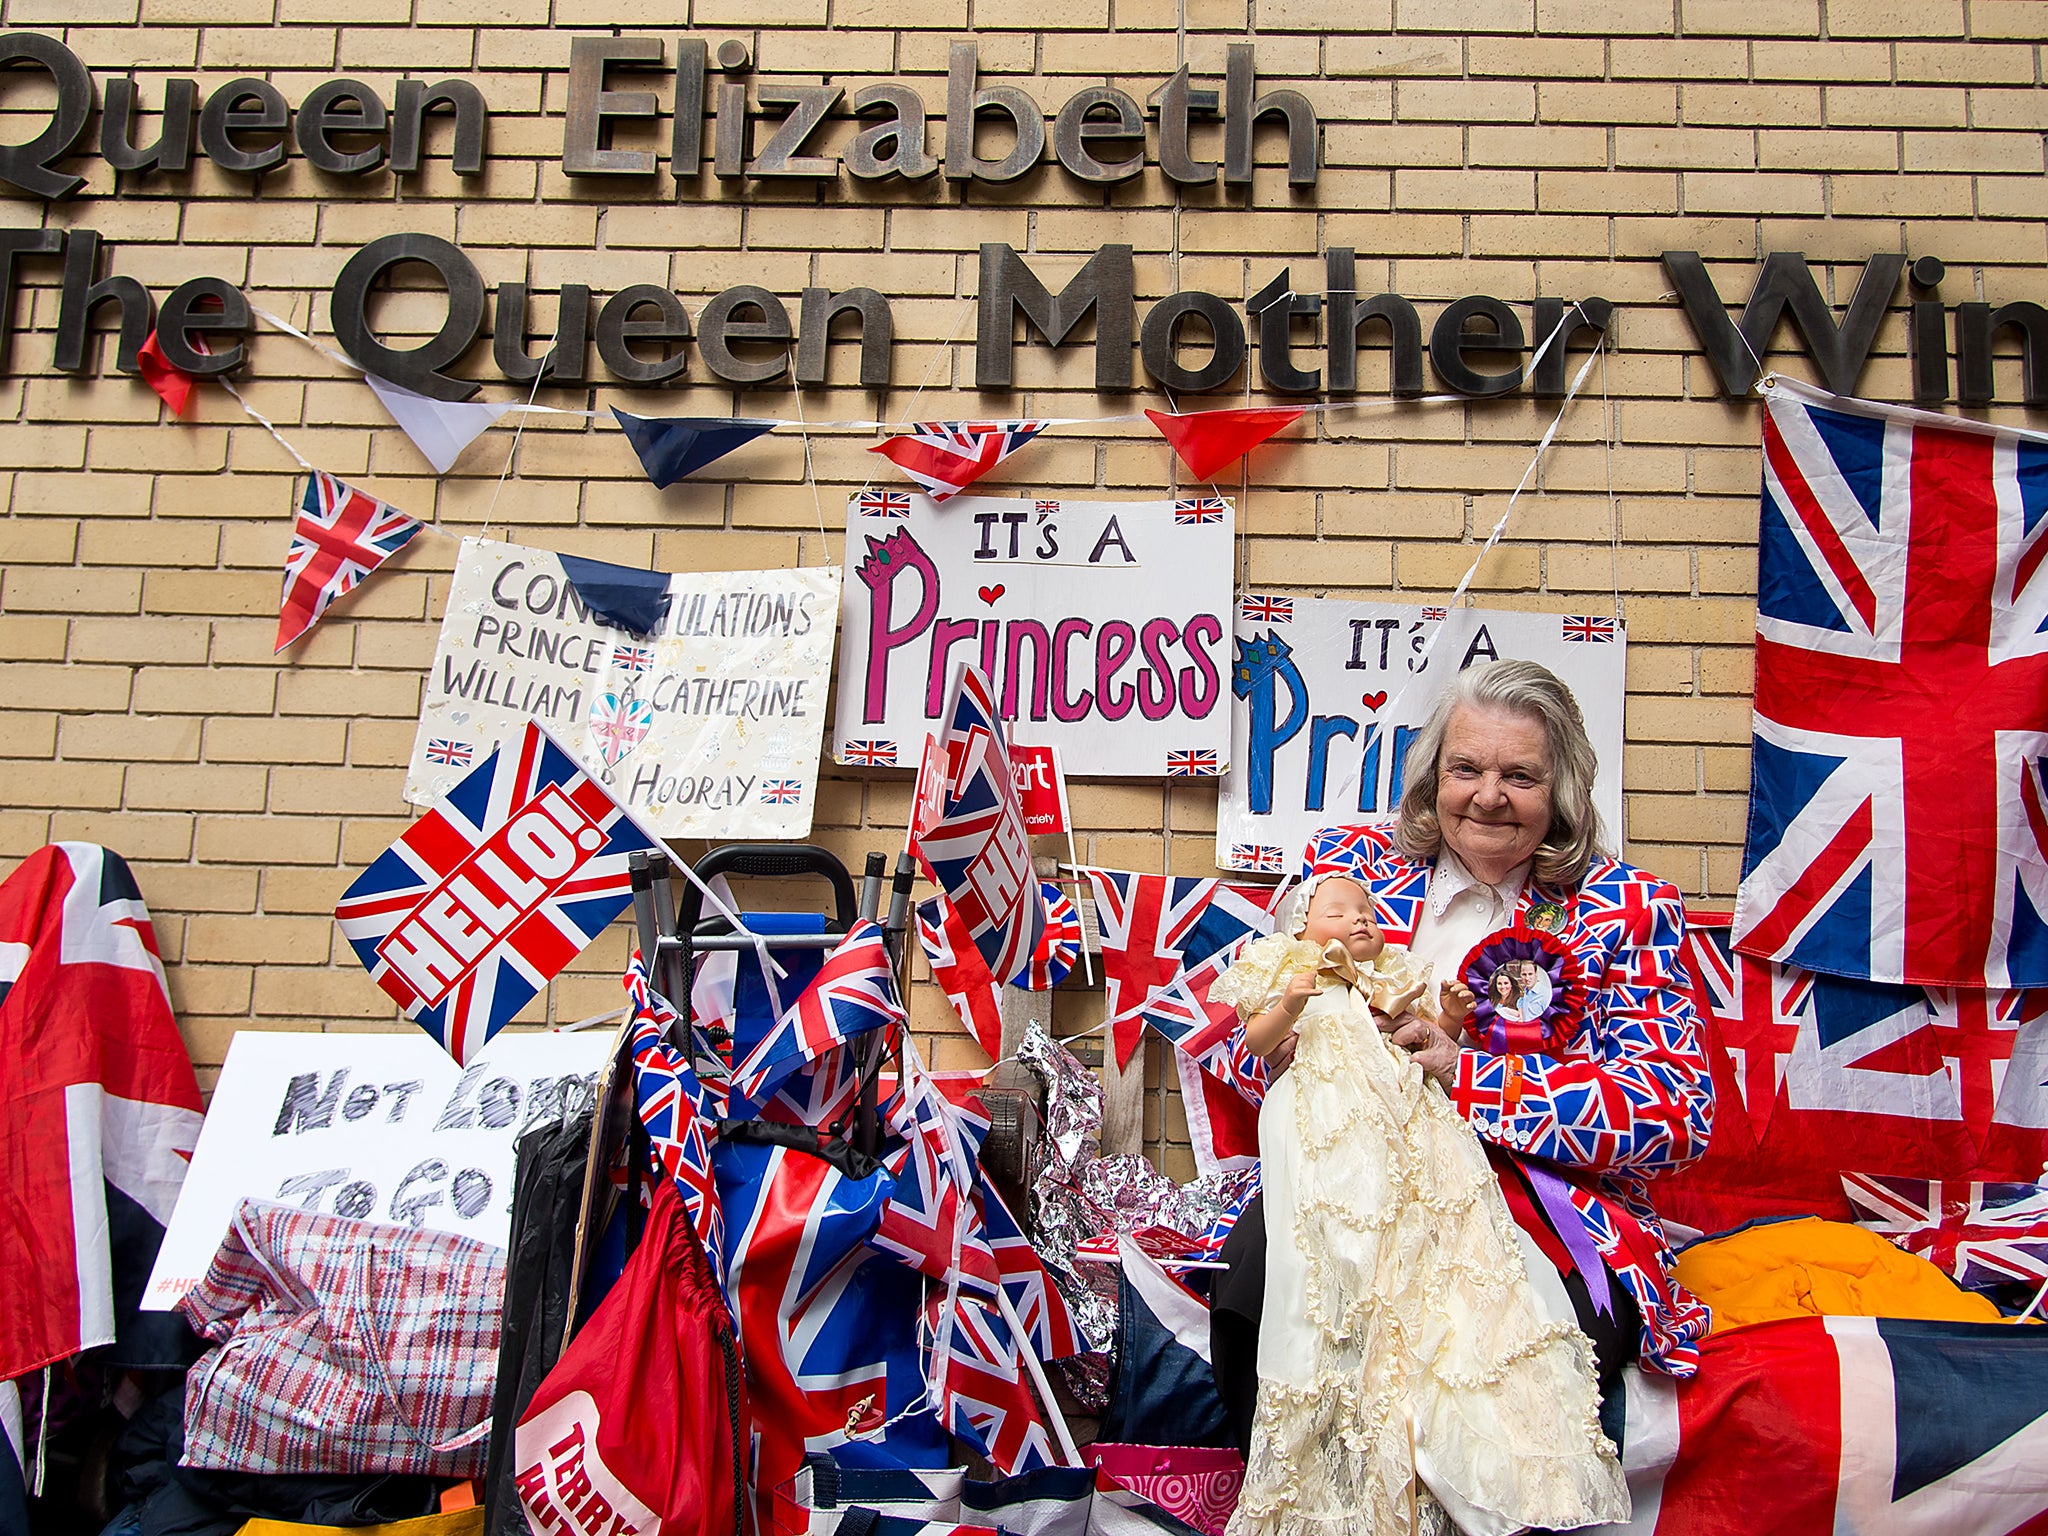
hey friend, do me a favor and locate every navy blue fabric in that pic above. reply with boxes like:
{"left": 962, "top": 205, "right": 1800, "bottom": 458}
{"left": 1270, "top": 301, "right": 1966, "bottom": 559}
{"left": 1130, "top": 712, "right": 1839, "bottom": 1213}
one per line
{"left": 612, "top": 408, "right": 776, "bottom": 489}
{"left": 1099, "top": 1264, "right": 1233, "bottom": 1449}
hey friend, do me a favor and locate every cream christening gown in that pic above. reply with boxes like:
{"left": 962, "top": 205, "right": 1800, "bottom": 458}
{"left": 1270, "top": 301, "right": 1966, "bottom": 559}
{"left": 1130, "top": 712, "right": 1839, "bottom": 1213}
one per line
{"left": 1213, "top": 935, "right": 1628, "bottom": 1536}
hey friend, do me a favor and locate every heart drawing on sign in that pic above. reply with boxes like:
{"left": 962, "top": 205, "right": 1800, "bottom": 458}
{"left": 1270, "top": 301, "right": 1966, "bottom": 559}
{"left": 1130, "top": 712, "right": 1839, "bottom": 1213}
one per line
{"left": 1360, "top": 691, "right": 1388, "bottom": 711}
{"left": 978, "top": 584, "right": 1006, "bottom": 605}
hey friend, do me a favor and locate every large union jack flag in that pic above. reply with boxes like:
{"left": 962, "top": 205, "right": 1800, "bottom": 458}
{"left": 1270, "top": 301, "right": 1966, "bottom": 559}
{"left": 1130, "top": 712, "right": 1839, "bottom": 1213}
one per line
{"left": 914, "top": 665, "right": 1043, "bottom": 992}
{"left": 715, "top": 1138, "right": 945, "bottom": 1527}
{"left": 334, "top": 722, "right": 655, "bottom": 1064}
{"left": 730, "top": 920, "right": 905, "bottom": 1110}
{"left": 1843, "top": 1172, "right": 2048, "bottom": 1294}
{"left": 274, "top": 470, "right": 421, "bottom": 652}
{"left": 1732, "top": 379, "right": 2048, "bottom": 989}
{"left": 1657, "top": 915, "right": 2048, "bottom": 1237}
{"left": 625, "top": 952, "right": 727, "bottom": 1273}
{"left": 869, "top": 421, "right": 1048, "bottom": 502}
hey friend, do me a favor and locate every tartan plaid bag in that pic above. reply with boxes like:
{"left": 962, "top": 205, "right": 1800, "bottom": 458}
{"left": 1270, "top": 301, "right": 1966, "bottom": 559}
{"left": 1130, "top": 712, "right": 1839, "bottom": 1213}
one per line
{"left": 178, "top": 1198, "right": 505, "bottom": 1478}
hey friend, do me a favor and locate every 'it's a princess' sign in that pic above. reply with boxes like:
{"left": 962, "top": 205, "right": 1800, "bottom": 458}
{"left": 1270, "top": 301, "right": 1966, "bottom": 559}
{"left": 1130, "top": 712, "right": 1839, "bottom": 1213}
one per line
{"left": 833, "top": 493, "right": 1234, "bottom": 779}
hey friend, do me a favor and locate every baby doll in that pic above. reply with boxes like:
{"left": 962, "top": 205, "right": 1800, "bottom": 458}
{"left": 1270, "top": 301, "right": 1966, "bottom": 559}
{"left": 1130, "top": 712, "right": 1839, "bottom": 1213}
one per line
{"left": 1236, "top": 874, "right": 1472, "bottom": 1062}
{"left": 1213, "top": 874, "right": 1626, "bottom": 1536}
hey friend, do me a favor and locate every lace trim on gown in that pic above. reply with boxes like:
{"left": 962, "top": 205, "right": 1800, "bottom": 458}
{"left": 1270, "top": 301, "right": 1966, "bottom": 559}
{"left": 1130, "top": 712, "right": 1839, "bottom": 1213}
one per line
{"left": 1222, "top": 955, "right": 1628, "bottom": 1536}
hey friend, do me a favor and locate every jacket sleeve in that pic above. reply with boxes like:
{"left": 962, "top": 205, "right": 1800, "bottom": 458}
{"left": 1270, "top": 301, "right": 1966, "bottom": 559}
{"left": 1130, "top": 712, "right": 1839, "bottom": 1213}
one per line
{"left": 1451, "top": 882, "right": 1715, "bottom": 1176}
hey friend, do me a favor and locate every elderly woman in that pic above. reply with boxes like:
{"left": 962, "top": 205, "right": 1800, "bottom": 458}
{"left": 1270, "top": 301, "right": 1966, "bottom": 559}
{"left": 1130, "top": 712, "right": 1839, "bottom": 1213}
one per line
{"left": 1211, "top": 659, "right": 1715, "bottom": 1465}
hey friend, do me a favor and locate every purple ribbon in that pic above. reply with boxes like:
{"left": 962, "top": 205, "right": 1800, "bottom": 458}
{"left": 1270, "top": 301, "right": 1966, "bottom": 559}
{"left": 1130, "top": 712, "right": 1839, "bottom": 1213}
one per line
{"left": 1522, "top": 1160, "right": 1613, "bottom": 1320}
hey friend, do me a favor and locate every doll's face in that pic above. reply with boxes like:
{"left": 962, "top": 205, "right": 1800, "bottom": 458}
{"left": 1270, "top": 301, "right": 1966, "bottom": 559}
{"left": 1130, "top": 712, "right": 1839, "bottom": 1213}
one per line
{"left": 1299, "top": 877, "right": 1385, "bottom": 962}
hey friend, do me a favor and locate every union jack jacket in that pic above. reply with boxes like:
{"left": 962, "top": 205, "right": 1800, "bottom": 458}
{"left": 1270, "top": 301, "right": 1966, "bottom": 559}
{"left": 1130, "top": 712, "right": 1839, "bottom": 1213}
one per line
{"left": 1222, "top": 823, "right": 1717, "bottom": 1376}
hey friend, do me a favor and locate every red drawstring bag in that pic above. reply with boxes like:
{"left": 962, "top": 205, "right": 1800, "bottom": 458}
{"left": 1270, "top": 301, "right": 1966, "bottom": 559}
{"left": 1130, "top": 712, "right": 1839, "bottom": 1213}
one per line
{"left": 512, "top": 1180, "right": 746, "bottom": 1536}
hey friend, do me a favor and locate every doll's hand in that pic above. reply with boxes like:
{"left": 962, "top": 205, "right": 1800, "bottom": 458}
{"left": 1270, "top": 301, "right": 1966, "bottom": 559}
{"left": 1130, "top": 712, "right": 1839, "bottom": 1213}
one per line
{"left": 1279, "top": 969, "right": 1318, "bottom": 1018}
{"left": 1439, "top": 979, "right": 1476, "bottom": 1027}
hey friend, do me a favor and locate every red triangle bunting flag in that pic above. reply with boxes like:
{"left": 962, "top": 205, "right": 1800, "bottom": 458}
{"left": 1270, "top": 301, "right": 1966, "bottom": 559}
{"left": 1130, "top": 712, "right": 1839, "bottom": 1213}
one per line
{"left": 1145, "top": 406, "right": 1305, "bottom": 481}
{"left": 869, "top": 420, "right": 1047, "bottom": 502}
{"left": 137, "top": 329, "right": 199, "bottom": 416}
{"left": 275, "top": 471, "right": 423, "bottom": 652}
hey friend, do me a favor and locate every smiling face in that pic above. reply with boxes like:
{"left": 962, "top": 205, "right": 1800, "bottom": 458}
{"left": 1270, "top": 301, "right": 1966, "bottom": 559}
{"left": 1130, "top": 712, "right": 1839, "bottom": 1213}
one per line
{"left": 1436, "top": 704, "right": 1555, "bottom": 885}
{"left": 1298, "top": 876, "right": 1385, "bottom": 962}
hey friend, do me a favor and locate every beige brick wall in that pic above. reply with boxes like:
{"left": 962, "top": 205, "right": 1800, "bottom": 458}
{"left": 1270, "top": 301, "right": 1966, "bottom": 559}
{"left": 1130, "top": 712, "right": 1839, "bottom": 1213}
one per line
{"left": 1, "top": 1, "right": 2042, "bottom": 1179}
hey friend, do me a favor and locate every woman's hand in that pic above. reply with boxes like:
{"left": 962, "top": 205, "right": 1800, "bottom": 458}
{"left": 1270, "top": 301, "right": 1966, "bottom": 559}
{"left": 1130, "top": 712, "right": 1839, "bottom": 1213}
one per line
{"left": 1280, "top": 969, "right": 1317, "bottom": 1017}
{"left": 1389, "top": 1017, "right": 1461, "bottom": 1089}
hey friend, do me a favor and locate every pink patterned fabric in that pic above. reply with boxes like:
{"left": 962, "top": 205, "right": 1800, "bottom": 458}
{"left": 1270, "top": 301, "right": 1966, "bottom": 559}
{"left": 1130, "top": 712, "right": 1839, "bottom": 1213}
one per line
{"left": 1086, "top": 1444, "right": 1245, "bottom": 1536}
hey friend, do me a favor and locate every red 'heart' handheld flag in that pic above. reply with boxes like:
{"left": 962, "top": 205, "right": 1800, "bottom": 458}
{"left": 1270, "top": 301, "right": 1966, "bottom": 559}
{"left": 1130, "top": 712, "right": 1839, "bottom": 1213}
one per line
{"left": 334, "top": 722, "right": 658, "bottom": 1065}
{"left": 137, "top": 328, "right": 200, "bottom": 416}
{"left": 1145, "top": 406, "right": 1305, "bottom": 481}
{"left": 913, "top": 664, "right": 1044, "bottom": 992}
{"left": 870, "top": 421, "right": 1048, "bottom": 502}
{"left": 275, "top": 470, "right": 422, "bottom": 652}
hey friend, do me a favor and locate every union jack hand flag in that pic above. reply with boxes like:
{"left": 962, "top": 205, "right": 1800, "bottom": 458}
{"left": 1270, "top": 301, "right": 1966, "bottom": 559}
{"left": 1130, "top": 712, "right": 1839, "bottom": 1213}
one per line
{"left": 843, "top": 739, "right": 899, "bottom": 766}
{"left": 915, "top": 894, "right": 1004, "bottom": 1059}
{"left": 1165, "top": 749, "right": 1221, "bottom": 776}
{"left": 1732, "top": 380, "right": 2048, "bottom": 989}
{"left": 873, "top": 1048, "right": 979, "bottom": 1286}
{"left": 926, "top": 1289, "right": 1061, "bottom": 1475}
{"left": 855, "top": 489, "right": 913, "bottom": 518}
{"left": 425, "top": 739, "right": 472, "bottom": 767}
{"left": 869, "top": 421, "right": 1048, "bottom": 502}
{"left": 914, "top": 665, "right": 1043, "bottom": 991}
{"left": 1239, "top": 594, "right": 1294, "bottom": 623}
{"left": 334, "top": 722, "right": 656, "bottom": 1064}
{"left": 729, "top": 920, "right": 906, "bottom": 1110}
{"left": 1843, "top": 1172, "right": 2048, "bottom": 1293}
{"left": 1172, "top": 497, "right": 1229, "bottom": 525}
{"left": 1562, "top": 614, "right": 1617, "bottom": 642}
{"left": 274, "top": 470, "right": 421, "bottom": 652}
{"left": 625, "top": 952, "right": 727, "bottom": 1273}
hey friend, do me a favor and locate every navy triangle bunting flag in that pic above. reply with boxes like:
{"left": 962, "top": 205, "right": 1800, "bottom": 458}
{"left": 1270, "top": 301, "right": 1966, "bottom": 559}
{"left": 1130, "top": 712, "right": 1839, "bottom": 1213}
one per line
{"left": 611, "top": 407, "right": 776, "bottom": 488}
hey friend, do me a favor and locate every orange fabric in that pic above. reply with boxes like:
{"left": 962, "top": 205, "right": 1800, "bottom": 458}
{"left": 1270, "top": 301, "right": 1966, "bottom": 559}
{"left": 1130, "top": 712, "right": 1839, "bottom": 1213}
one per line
{"left": 1672, "top": 1216, "right": 2003, "bottom": 1332}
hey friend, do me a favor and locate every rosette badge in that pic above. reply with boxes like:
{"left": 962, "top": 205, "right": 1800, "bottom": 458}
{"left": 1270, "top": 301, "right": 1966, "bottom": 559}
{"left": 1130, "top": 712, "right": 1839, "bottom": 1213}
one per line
{"left": 1460, "top": 922, "right": 1590, "bottom": 1054}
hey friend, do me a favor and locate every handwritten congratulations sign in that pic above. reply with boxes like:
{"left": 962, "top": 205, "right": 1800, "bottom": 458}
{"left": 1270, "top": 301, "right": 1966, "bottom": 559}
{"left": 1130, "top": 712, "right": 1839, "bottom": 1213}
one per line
{"left": 833, "top": 494, "right": 1234, "bottom": 777}
{"left": 1215, "top": 599, "right": 1626, "bottom": 872}
{"left": 143, "top": 1030, "right": 611, "bottom": 1310}
{"left": 409, "top": 538, "right": 839, "bottom": 838}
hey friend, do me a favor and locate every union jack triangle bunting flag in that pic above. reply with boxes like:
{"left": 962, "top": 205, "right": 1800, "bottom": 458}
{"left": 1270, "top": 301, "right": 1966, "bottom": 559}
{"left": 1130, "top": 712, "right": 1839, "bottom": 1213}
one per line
{"left": 869, "top": 421, "right": 1048, "bottom": 502}
{"left": 275, "top": 470, "right": 421, "bottom": 651}
{"left": 334, "top": 721, "right": 657, "bottom": 1064}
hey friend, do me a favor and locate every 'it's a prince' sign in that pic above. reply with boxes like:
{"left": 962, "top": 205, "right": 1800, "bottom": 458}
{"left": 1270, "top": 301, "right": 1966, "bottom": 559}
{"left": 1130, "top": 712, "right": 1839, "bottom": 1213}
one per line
{"left": 1216, "top": 600, "right": 1625, "bottom": 872}
{"left": 833, "top": 493, "right": 1234, "bottom": 778}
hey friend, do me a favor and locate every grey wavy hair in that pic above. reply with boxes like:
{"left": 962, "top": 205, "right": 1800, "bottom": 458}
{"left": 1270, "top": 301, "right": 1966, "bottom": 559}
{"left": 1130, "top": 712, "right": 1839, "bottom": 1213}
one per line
{"left": 1394, "top": 658, "right": 1609, "bottom": 887}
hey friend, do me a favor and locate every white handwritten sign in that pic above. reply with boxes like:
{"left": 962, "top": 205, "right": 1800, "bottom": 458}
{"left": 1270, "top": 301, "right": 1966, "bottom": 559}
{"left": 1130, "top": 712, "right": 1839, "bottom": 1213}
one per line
{"left": 833, "top": 494, "right": 1234, "bottom": 777}
{"left": 142, "top": 1030, "right": 610, "bottom": 1310}
{"left": 1216, "top": 599, "right": 1626, "bottom": 872}
{"left": 409, "top": 538, "right": 840, "bottom": 838}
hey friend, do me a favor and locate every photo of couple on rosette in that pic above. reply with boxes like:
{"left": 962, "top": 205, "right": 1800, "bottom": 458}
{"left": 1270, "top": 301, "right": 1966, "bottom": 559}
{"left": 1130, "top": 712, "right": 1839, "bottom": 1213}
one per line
{"left": 1206, "top": 659, "right": 1716, "bottom": 1536}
